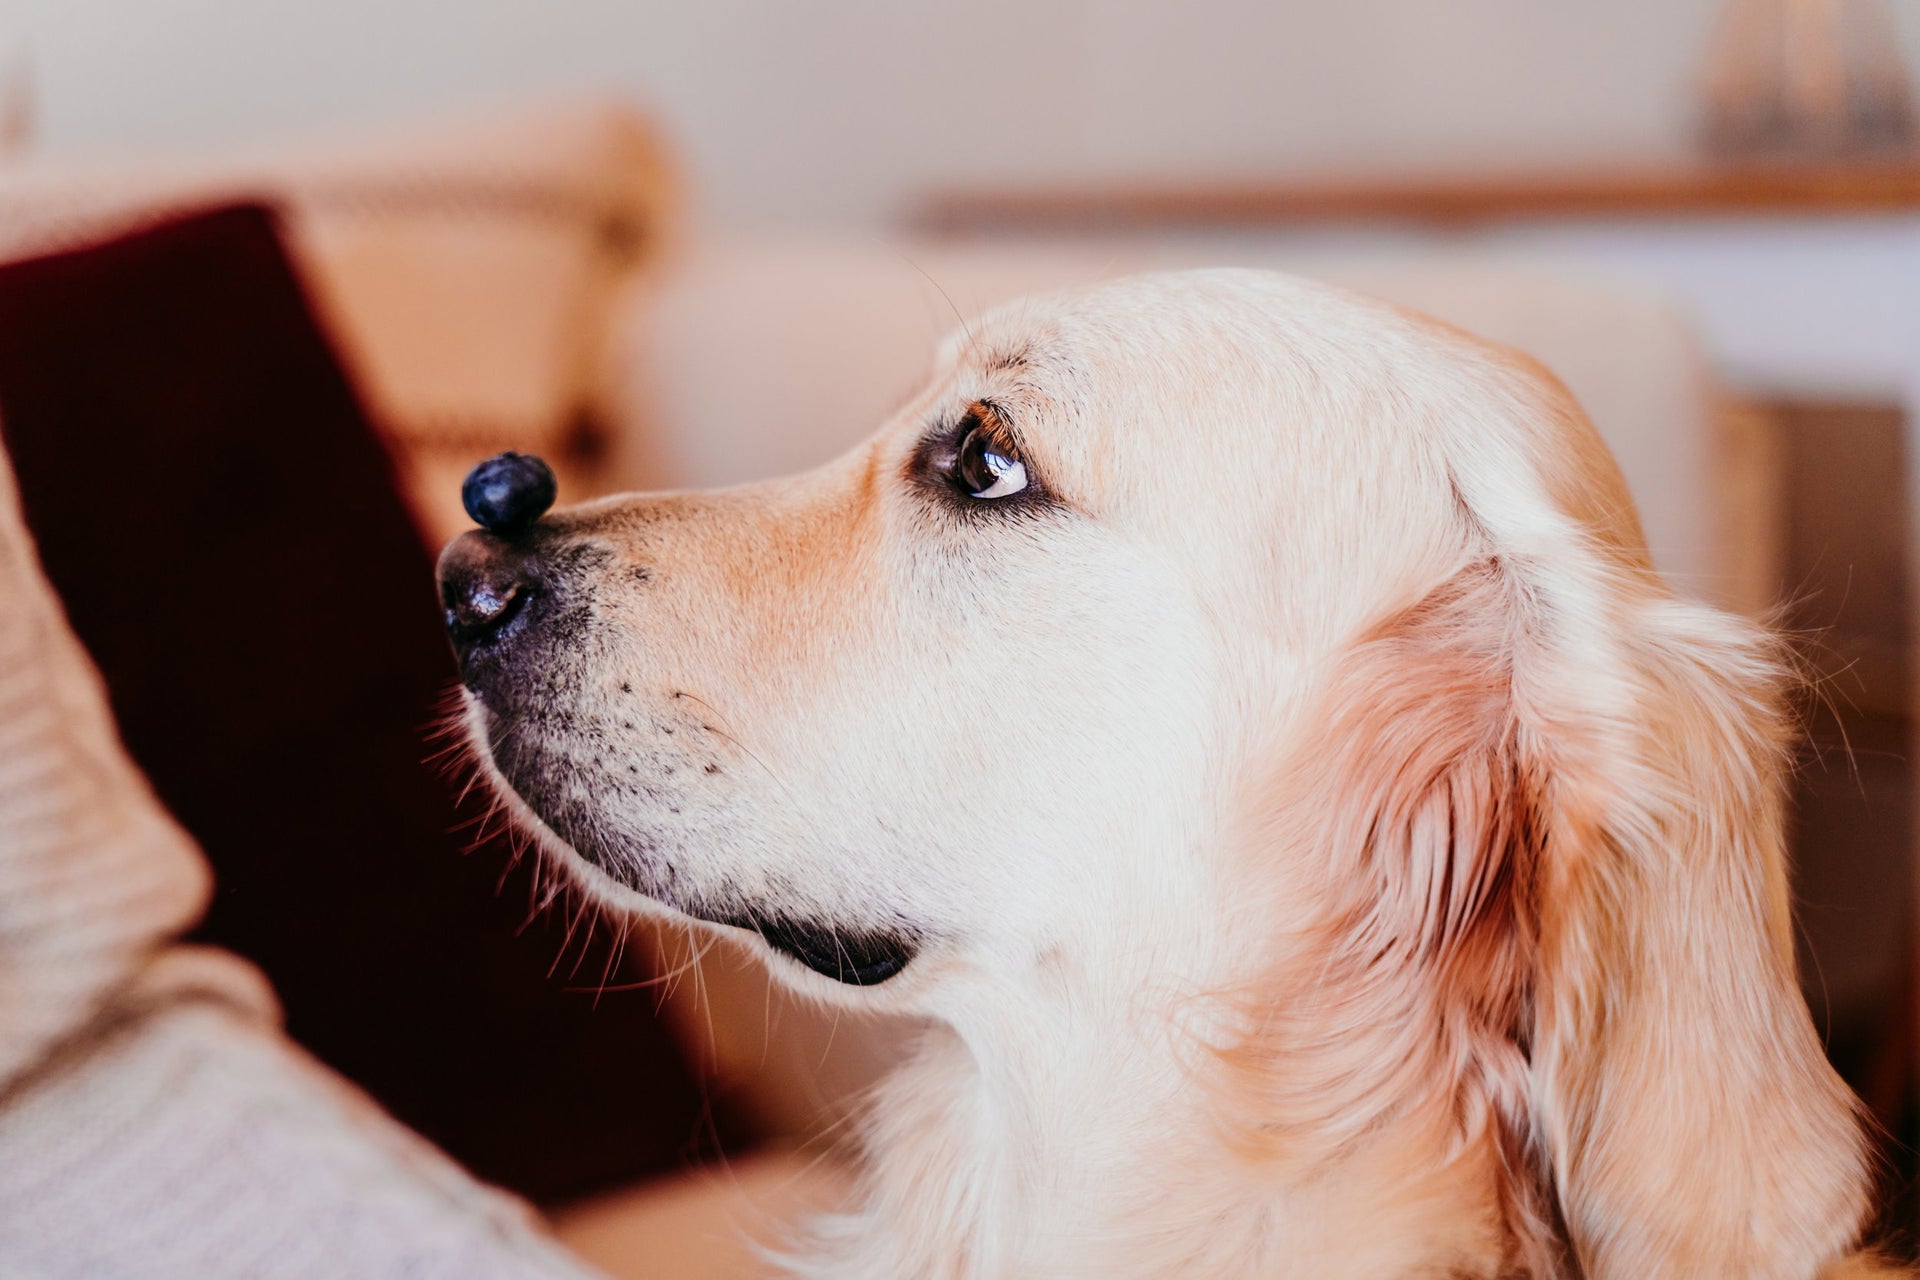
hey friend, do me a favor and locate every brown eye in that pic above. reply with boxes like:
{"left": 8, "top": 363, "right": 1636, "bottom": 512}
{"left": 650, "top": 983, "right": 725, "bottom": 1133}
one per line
{"left": 952, "top": 422, "right": 1029, "bottom": 499}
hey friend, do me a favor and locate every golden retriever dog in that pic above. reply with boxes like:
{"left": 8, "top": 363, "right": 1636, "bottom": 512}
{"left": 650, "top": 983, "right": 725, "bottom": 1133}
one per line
{"left": 438, "top": 270, "right": 1899, "bottom": 1278}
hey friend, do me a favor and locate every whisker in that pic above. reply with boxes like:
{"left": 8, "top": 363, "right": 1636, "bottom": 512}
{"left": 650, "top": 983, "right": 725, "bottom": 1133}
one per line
{"left": 674, "top": 689, "right": 802, "bottom": 807}
{"left": 898, "top": 251, "right": 980, "bottom": 364}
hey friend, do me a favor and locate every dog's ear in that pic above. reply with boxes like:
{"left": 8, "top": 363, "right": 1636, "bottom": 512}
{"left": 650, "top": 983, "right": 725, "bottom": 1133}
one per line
{"left": 1218, "top": 559, "right": 1878, "bottom": 1276}
{"left": 1214, "top": 560, "right": 1562, "bottom": 1264}
{"left": 1524, "top": 586, "right": 1877, "bottom": 1277}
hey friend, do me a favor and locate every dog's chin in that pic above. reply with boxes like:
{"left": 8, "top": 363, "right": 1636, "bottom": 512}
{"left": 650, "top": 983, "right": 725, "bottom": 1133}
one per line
{"left": 553, "top": 839, "right": 920, "bottom": 987}
{"left": 471, "top": 728, "right": 919, "bottom": 987}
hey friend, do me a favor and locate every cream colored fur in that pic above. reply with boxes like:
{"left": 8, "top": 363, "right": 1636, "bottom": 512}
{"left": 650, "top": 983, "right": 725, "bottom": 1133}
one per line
{"left": 461, "top": 270, "right": 1896, "bottom": 1278}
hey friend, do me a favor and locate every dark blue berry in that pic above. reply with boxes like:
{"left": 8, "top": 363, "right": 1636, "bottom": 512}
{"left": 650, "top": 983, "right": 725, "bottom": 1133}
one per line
{"left": 461, "top": 452, "right": 557, "bottom": 534}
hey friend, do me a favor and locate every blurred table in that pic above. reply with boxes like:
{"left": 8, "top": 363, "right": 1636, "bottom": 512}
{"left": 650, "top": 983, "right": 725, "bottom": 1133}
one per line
{"left": 919, "top": 159, "right": 1920, "bottom": 232}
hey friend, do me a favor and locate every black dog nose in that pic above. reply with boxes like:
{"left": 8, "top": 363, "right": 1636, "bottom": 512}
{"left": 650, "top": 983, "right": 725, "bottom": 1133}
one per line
{"left": 461, "top": 451, "right": 557, "bottom": 535}
{"left": 440, "top": 453, "right": 559, "bottom": 663}
{"left": 438, "top": 531, "right": 539, "bottom": 661}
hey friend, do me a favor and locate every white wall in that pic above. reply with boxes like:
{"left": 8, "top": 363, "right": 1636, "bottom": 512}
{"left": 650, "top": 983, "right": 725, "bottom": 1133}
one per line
{"left": 11, "top": 0, "right": 1917, "bottom": 229}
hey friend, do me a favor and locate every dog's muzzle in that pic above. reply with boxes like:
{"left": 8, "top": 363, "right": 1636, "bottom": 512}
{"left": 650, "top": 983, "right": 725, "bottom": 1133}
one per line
{"left": 433, "top": 455, "right": 923, "bottom": 988}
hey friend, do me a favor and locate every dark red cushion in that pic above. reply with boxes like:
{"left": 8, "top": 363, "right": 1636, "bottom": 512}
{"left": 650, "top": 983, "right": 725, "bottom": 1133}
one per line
{"left": 0, "top": 203, "right": 741, "bottom": 1202}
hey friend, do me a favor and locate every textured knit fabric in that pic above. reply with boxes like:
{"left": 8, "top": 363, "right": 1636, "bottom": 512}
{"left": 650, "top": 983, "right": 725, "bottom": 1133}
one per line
{"left": 0, "top": 454, "right": 210, "bottom": 1094}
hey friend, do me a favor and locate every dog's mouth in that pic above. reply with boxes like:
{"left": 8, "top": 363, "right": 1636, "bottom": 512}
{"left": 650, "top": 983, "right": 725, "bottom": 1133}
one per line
{"left": 716, "top": 912, "right": 918, "bottom": 986}
{"left": 472, "top": 712, "right": 918, "bottom": 987}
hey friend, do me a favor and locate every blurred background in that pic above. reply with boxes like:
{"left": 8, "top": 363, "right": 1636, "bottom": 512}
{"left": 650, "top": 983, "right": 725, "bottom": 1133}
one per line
{"left": 6, "top": 0, "right": 1919, "bottom": 228}
{"left": 1, "top": 0, "right": 1917, "bottom": 1265}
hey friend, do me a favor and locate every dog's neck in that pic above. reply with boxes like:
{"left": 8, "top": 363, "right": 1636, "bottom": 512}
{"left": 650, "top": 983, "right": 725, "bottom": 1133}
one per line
{"left": 795, "top": 924, "right": 1518, "bottom": 1279}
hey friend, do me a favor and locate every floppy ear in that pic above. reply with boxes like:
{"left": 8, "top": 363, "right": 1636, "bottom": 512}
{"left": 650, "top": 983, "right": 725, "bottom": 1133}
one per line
{"left": 1523, "top": 585, "right": 1879, "bottom": 1277}
{"left": 1218, "top": 558, "right": 1881, "bottom": 1277}
{"left": 1213, "top": 559, "right": 1563, "bottom": 1266}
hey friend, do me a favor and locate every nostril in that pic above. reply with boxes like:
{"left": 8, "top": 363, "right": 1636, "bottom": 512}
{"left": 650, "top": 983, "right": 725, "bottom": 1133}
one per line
{"left": 436, "top": 530, "right": 542, "bottom": 661}
{"left": 446, "top": 578, "right": 530, "bottom": 636}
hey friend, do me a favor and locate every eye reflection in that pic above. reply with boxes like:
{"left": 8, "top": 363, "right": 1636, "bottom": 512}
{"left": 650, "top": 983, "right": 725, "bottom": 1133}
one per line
{"left": 953, "top": 420, "right": 1029, "bottom": 500}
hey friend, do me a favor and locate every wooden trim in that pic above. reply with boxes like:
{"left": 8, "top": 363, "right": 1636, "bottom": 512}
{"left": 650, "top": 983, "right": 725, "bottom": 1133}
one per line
{"left": 1713, "top": 395, "right": 1786, "bottom": 621}
{"left": 918, "top": 159, "right": 1920, "bottom": 232}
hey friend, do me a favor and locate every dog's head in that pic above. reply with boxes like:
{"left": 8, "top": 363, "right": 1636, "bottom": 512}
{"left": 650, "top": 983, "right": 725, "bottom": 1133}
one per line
{"left": 439, "top": 269, "right": 1873, "bottom": 1274}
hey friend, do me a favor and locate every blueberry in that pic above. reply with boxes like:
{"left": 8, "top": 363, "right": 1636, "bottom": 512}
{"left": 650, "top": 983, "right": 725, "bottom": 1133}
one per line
{"left": 461, "top": 452, "right": 557, "bottom": 534}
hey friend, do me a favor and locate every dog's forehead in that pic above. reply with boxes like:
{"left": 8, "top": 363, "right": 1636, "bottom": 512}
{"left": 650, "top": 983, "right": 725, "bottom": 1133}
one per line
{"left": 949, "top": 269, "right": 1439, "bottom": 430}
{"left": 927, "top": 268, "right": 1652, "bottom": 619}
{"left": 932, "top": 271, "right": 1441, "bottom": 494}
{"left": 953, "top": 271, "right": 1637, "bottom": 507}
{"left": 965, "top": 269, "right": 1390, "bottom": 359}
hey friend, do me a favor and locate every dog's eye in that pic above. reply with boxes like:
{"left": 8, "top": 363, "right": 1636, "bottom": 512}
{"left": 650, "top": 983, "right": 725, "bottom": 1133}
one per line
{"left": 952, "top": 422, "right": 1028, "bottom": 500}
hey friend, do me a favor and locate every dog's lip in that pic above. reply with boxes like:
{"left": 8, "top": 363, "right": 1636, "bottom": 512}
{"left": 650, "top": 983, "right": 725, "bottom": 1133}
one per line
{"left": 467, "top": 728, "right": 915, "bottom": 986}
{"left": 713, "top": 912, "right": 918, "bottom": 986}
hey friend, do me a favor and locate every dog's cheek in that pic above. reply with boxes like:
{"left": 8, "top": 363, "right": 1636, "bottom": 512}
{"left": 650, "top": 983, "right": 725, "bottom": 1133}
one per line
{"left": 740, "top": 571, "right": 1215, "bottom": 932}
